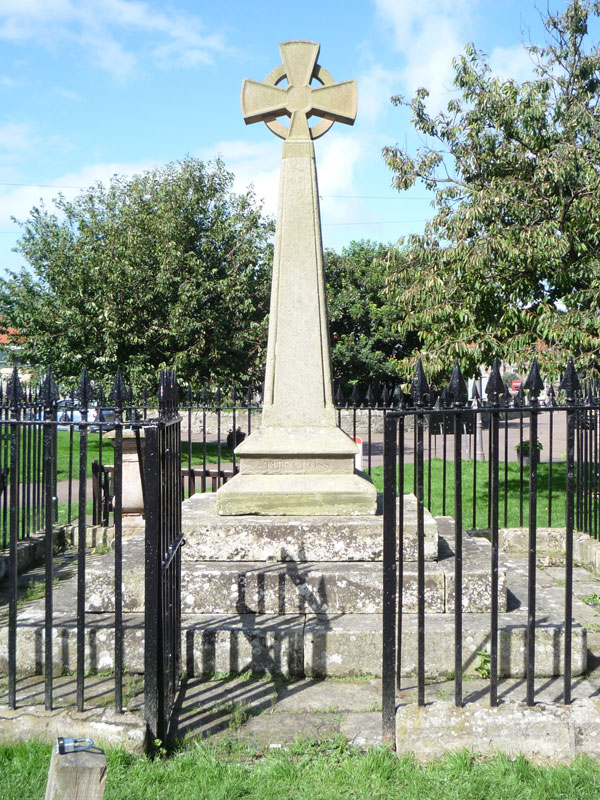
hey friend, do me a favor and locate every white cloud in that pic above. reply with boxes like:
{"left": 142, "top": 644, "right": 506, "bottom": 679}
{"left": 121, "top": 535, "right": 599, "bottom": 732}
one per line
{"left": 0, "top": 0, "right": 228, "bottom": 79}
{"left": 54, "top": 87, "right": 83, "bottom": 103}
{"left": 375, "top": 1, "right": 539, "bottom": 111}
{"left": 489, "top": 44, "right": 535, "bottom": 83}
{"left": 357, "top": 63, "right": 399, "bottom": 125}
{"left": 374, "top": 0, "right": 474, "bottom": 112}
{"left": 201, "top": 139, "right": 280, "bottom": 217}
{"left": 0, "top": 159, "right": 158, "bottom": 232}
{"left": 0, "top": 122, "right": 33, "bottom": 153}
{"left": 317, "top": 134, "right": 364, "bottom": 224}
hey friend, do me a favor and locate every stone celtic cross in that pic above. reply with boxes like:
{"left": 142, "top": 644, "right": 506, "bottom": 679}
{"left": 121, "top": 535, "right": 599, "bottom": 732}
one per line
{"left": 241, "top": 40, "right": 357, "bottom": 141}
{"left": 217, "top": 41, "right": 376, "bottom": 516}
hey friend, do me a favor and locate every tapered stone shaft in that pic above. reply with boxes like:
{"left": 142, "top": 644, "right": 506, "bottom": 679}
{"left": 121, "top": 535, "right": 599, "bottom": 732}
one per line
{"left": 216, "top": 41, "right": 377, "bottom": 515}
{"left": 263, "top": 139, "right": 334, "bottom": 428}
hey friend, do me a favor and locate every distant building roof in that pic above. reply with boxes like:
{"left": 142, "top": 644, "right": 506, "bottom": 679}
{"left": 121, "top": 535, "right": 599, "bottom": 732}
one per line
{"left": 0, "top": 328, "right": 20, "bottom": 346}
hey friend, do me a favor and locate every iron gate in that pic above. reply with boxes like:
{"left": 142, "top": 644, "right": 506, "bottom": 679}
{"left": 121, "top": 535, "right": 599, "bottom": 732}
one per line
{"left": 143, "top": 372, "right": 184, "bottom": 745}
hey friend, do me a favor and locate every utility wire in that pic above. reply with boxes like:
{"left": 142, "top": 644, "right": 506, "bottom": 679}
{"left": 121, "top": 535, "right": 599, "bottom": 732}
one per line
{"left": 0, "top": 180, "right": 432, "bottom": 200}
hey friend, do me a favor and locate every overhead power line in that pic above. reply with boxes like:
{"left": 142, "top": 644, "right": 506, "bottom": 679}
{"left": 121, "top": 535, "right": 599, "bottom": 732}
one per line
{"left": 323, "top": 220, "right": 427, "bottom": 226}
{"left": 0, "top": 181, "right": 432, "bottom": 201}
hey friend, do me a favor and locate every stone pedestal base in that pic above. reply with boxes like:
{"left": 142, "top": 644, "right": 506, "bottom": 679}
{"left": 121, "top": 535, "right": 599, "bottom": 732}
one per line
{"left": 216, "top": 425, "right": 378, "bottom": 516}
{"left": 216, "top": 472, "right": 377, "bottom": 516}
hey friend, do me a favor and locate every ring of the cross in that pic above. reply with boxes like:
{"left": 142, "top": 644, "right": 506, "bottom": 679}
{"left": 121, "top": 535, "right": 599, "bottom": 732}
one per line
{"left": 263, "top": 63, "right": 336, "bottom": 141}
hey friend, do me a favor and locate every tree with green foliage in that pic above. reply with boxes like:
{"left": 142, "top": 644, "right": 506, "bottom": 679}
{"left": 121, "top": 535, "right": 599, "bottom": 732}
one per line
{"left": 383, "top": 0, "right": 600, "bottom": 382}
{"left": 324, "top": 240, "right": 413, "bottom": 393}
{"left": 0, "top": 157, "right": 273, "bottom": 391}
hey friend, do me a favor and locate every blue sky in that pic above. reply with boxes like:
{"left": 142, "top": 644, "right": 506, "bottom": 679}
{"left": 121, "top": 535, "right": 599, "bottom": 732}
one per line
{"left": 0, "top": 0, "right": 591, "bottom": 275}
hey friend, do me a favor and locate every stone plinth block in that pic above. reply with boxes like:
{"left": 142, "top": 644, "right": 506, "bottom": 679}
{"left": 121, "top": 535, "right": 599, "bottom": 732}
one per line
{"left": 216, "top": 472, "right": 378, "bottom": 516}
{"left": 217, "top": 427, "right": 377, "bottom": 516}
{"left": 179, "top": 562, "right": 445, "bottom": 615}
{"left": 303, "top": 614, "right": 587, "bottom": 679}
{"left": 183, "top": 493, "right": 438, "bottom": 563}
{"left": 445, "top": 569, "right": 507, "bottom": 613}
{"left": 395, "top": 700, "right": 600, "bottom": 763}
{"left": 106, "top": 429, "right": 145, "bottom": 523}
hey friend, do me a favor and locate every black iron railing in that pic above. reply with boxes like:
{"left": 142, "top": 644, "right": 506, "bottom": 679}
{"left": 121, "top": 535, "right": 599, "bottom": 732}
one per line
{"left": 2, "top": 357, "right": 600, "bottom": 747}
{"left": 2, "top": 369, "right": 600, "bottom": 543}
{"left": 0, "top": 367, "right": 184, "bottom": 744}
{"left": 143, "top": 372, "right": 183, "bottom": 746}
{"left": 381, "top": 357, "right": 594, "bottom": 741}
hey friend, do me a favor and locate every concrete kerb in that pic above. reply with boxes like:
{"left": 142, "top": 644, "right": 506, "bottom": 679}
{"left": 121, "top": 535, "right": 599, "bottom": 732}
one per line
{"left": 0, "top": 523, "right": 115, "bottom": 584}
{"left": 0, "top": 526, "right": 67, "bottom": 580}
{"left": 0, "top": 704, "right": 146, "bottom": 754}
{"left": 395, "top": 697, "right": 600, "bottom": 763}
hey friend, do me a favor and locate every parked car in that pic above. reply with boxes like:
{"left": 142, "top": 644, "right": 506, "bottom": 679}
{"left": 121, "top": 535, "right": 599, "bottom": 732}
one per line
{"left": 57, "top": 400, "right": 116, "bottom": 431}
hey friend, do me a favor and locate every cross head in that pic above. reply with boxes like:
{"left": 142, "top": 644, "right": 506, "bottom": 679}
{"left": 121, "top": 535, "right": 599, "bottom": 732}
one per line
{"left": 241, "top": 40, "right": 357, "bottom": 141}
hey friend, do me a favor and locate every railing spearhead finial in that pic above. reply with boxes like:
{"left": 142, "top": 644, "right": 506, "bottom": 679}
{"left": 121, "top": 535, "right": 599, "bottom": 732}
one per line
{"left": 485, "top": 359, "right": 504, "bottom": 401}
{"left": 7, "top": 365, "right": 24, "bottom": 411}
{"left": 447, "top": 358, "right": 468, "bottom": 406}
{"left": 559, "top": 357, "right": 581, "bottom": 401}
{"left": 41, "top": 368, "right": 59, "bottom": 408}
{"left": 411, "top": 358, "right": 429, "bottom": 405}
{"left": 109, "top": 366, "right": 126, "bottom": 409}
{"left": 524, "top": 357, "right": 544, "bottom": 400}
{"left": 76, "top": 367, "right": 94, "bottom": 409}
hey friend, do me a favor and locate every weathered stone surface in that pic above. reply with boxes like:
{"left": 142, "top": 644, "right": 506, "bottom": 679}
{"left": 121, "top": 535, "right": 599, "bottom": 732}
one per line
{"left": 182, "top": 614, "right": 305, "bottom": 677}
{"left": 0, "top": 704, "right": 145, "bottom": 754}
{"left": 63, "top": 524, "right": 114, "bottom": 549}
{"left": 574, "top": 534, "right": 600, "bottom": 572}
{"left": 303, "top": 613, "right": 586, "bottom": 679}
{"left": 0, "top": 527, "right": 66, "bottom": 580}
{"left": 0, "top": 612, "right": 147, "bottom": 675}
{"left": 86, "top": 536, "right": 144, "bottom": 613}
{"left": 183, "top": 493, "right": 438, "bottom": 563}
{"left": 396, "top": 698, "right": 600, "bottom": 763}
{"left": 436, "top": 518, "right": 507, "bottom": 612}
{"left": 86, "top": 557, "right": 505, "bottom": 616}
{"left": 1, "top": 606, "right": 586, "bottom": 680}
{"left": 499, "top": 527, "right": 567, "bottom": 556}
{"left": 217, "top": 471, "right": 378, "bottom": 516}
{"left": 445, "top": 569, "right": 507, "bottom": 613}
{"left": 217, "top": 42, "right": 376, "bottom": 516}
{"left": 91, "top": 552, "right": 446, "bottom": 615}
{"left": 105, "top": 428, "right": 145, "bottom": 518}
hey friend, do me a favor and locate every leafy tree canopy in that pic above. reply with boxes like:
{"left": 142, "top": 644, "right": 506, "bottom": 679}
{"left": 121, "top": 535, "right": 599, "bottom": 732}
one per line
{"left": 383, "top": 0, "right": 600, "bottom": 382}
{"left": 325, "top": 240, "right": 414, "bottom": 395}
{"left": 0, "top": 157, "right": 274, "bottom": 392}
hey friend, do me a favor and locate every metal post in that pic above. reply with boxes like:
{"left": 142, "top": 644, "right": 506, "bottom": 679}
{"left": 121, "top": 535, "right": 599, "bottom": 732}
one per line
{"left": 382, "top": 415, "right": 397, "bottom": 745}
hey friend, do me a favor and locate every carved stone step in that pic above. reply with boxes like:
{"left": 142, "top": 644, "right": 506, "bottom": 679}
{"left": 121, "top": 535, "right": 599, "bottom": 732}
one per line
{"left": 84, "top": 532, "right": 506, "bottom": 615}
{"left": 1, "top": 610, "right": 585, "bottom": 680}
{"left": 182, "top": 493, "right": 438, "bottom": 563}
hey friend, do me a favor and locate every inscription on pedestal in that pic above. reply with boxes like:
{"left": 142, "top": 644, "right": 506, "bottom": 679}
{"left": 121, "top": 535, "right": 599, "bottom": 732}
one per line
{"left": 240, "top": 456, "right": 353, "bottom": 476}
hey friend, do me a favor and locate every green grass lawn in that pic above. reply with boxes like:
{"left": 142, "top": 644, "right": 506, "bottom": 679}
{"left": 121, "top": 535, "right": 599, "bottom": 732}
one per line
{"left": 54, "top": 432, "right": 233, "bottom": 482}
{"left": 14, "top": 430, "right": 576, "bottom": 531}
{"left": 370, "top": 460, "right": 570, "bottom": 529}
{"left": 2, "top": 738, "right": 600, "bottom": 800}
